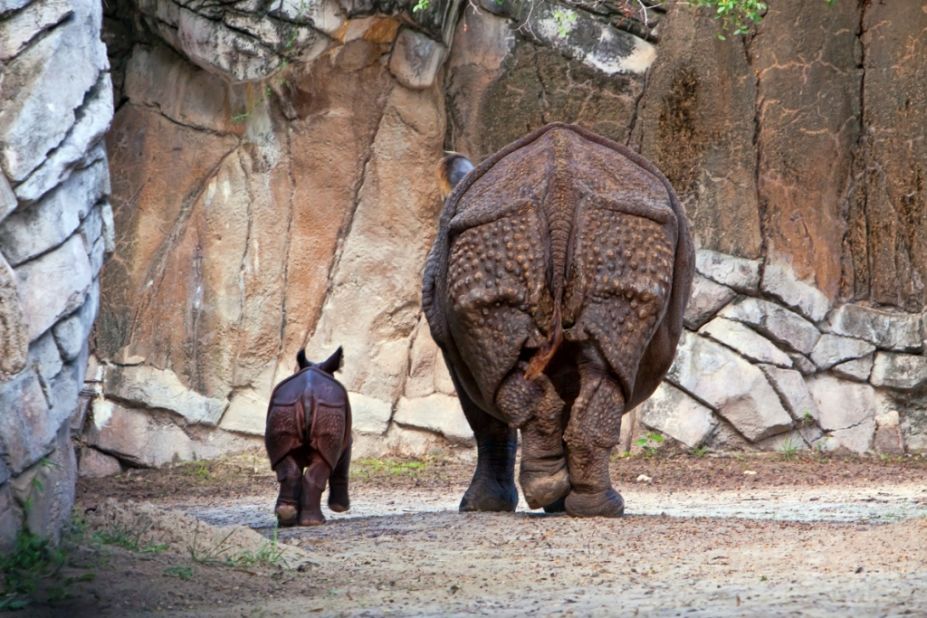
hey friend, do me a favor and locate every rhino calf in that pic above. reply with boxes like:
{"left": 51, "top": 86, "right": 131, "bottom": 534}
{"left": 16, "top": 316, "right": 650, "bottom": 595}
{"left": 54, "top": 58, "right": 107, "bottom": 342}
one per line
{"left": 423, "top": 123, "right": 694, "bottom": 518}
{"left": 265, "top": 347, "right": 352, "bottom": 526}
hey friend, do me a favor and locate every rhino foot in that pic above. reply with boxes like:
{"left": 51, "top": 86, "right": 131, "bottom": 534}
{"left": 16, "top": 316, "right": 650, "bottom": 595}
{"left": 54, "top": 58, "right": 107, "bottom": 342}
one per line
{"left": 459, "top": 476, "right": 518, "bottom": 512}
{"left": 275, "top": 503, "right": 299, "bottom": 527}
{"left": 564, "top": 488, "right": 625, "bottom": 518}
{"left": 520, "top": 464, "right": 570, "bottom": 510}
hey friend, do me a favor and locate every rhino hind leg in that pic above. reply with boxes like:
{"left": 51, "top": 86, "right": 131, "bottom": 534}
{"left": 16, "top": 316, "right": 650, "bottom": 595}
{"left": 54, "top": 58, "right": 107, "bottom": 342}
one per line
{"left": 454, "top": 373, "right": 518, "bottom": 513}
{"left": 298, "top": 453, "right": 332, "bottom": 526}
{"left": 328, "top": 440, "right": 351, "bottom": 513}
{"left": 274, "top": 455, "right": 302, "bottom": 527}
{"left": 496, "top": 364, "right": 570, "bottom": 510}
{"left": 562, "top": 347, "right": 625, "bottom": 518}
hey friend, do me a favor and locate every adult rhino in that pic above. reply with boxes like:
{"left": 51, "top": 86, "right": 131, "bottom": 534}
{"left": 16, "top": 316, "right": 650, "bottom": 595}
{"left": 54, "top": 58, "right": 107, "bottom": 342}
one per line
{"left": 422, "top": 123, "right": 694, "bottom": 518}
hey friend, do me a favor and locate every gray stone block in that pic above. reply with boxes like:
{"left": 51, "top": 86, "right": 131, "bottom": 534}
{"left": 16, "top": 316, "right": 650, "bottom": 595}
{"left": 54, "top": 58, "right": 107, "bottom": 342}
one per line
{"left": 720, "top": 296, "right": 821, "bottom": 355}
{"left": 831, "top": 355, "right": 874, "bottom": 383}
{"left": 761, "top": 260, "right": 832, "bottom": 323}
{"left": 870, "top": 352, "right": 927, "bottom": 391}
{"left": 683, "top": 274, "right": 736, "bottom": 330}
{"left": 666, "top": 332, "right": 792, "bottom": 442}
{"left": 695, "top": 249, "right": 761, "bottom": 293}
{"left": 0, "top": 369, "right": 54, "bottom": 474}
{"left": 0, "top": 0, "right": 107, "bottom": 186}
{"left": 0, "top": 157, "right": 108, "bottom": 266}
{"left": 810, "top": 334, "right": 876, "bottom": 370}
{"left": 826, "top": 304, "right": 923, "bottom": 352}
{"left": 106, "top": 364, "right": 227, "bottom": 426}
{"left": 701, "top": 317, "right": 793, "bottom": 368}
{"left": 53, "top": 282, "right": 99, "bottom": 362}
{"left": 638, "top": 382, "right": 717, "bottom": 448}
{"left": 0, "top": 255, "right": 28, "bottom": 379}
{"left": 14, "top": 234, "right": 93, "bottom": 342}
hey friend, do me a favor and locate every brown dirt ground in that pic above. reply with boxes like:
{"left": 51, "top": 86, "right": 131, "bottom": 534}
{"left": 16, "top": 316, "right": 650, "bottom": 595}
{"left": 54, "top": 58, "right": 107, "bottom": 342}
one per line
{"left": 13, "top": 451, "right": 927, "bottom": 616}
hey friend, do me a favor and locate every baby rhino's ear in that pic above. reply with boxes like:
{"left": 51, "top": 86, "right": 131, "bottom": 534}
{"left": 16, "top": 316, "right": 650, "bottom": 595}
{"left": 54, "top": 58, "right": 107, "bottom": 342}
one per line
{"left": 437, "top": 152, "right": 474, "bottom": 199}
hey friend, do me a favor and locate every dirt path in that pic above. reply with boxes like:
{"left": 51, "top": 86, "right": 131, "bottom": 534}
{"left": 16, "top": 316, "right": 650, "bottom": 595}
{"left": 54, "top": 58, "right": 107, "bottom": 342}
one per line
{"left": 21, "top": 454, "right": 927, "bottom": 616}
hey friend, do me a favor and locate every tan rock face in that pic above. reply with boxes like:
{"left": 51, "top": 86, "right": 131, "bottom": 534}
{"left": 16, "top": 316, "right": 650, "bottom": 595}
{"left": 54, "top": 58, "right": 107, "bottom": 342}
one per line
{"left": 844, "top": 2, "right": 927, "bottom": 310}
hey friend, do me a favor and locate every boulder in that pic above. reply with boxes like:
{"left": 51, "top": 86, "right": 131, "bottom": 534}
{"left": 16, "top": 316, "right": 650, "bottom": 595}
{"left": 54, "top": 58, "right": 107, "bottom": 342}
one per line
{"left": 15, "top": 234, "right": 93, "bottom": 342}
{"left": 637, "top": 382, "right": 717, "bottom": 448}
{"left": 0, "top": 370, "right": 56, "bottom": 474}
{"left": 52, "top": 284, "right": 100, "bottom": 362}
{"left": 105, "top": 364, "right": 227, "bottom": 426}
{"left": 78, "top": 447, "right": 123, "bottom": 478}
{"left": 700, "top": 317, "right": 793, "bottom": 368}
{"left": 758, "top": 365, "right": 820, "bottom": 424}
{"left": 683, "top": 274, "right": 736, "bottom": 330}
{"left": 393, "top": 393, "right": 472, "bottom": 445}
{"left": 870, "top": 352, "right": 927, "bottom": 391}
{"left": 810, "top": 334, "right": 876, "bottom": 370}
{"left": 807, "top": 375, "right": 883, "bottom": 433}
{"left": 694, "top": 250, "right": 761, "bottom": 293}
{"left": 512, "top": 0, "right": 656, "bottom": 76}
{"left": 761, "top": 260, "right": 832, "bottom": 323}
{"left": 86, "top": 401, "right": 195, "bottom": 467}
{"left": 349, "top": 392, "right": 392, "bottom": 435}
{"left": 219, "top": 385, "right": 271, "bottom": 436}
{"left": 720, "top": 296, "right": 821, "bottom": 355}
{"left": 826, "top": 304, "right": 924, "bottom": 352}
{"left": 831, "top": 356, "right": 874, "bottom": 383}
{"left": 667, "top": 332, "right": 792, "bottom": 442}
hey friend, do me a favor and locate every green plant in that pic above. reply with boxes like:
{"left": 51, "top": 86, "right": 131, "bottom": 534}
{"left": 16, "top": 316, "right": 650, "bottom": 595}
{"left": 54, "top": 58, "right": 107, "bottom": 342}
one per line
{"left": 778, "top": 438, "right": 799, "bottom": 461}
{"left": 412, "top": 0, "right": 430, "bottom": 13}
{"left": 351, "top": 458, "right": 428, "bottom": 480}
{"left": 189, "top": 526, "right": 283, "bottom": 570}
{"left": 164, "top": 565, "right": 194, "bottom": 581}
{"left": 551, "top": 7, "right": 578, "bottom": 39}
{"left": 228, "top": 530, "right": 284, "bottom": 569}
{"left": 0, "top": 529, "right": 74, "bottom": 610}
{"left": 185, "top": 460, "right": 211, "bottom": 481}
{"left": 635, "top": 432, "right": 665, "bottom": 457}
{"left": 800, "top": 411, "right": 815, "bottom": 426}
{"left": 92, "top": 525, "right": 166, "bottom": 554}
{"left": 691, "top": 445, "right": 709, "bottom": 458}
{"left": 688, "top": 0, "right": 838, "bottom": 38}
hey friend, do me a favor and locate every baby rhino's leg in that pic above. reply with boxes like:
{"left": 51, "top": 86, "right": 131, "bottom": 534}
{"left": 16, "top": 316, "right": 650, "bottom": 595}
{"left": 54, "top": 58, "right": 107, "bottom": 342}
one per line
{"left": 496, "top": 364, "right": 569, "bottom": 511}
{"left": 274, "top": 455, "right": 301, "bottom": 527}
{"left": 563, "top": 346, "right": 625, "bottom": 518}
{"left": 328, "top": 440, "right": 351, "bottom": 513}
{"left": 299, "top": 452, "right": 332, "bottom": 526}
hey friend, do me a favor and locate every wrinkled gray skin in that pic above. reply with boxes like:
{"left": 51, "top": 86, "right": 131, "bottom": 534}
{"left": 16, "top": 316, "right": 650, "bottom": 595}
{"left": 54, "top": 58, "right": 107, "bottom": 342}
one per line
{"left": 423, "top": 123, "right": 694, "bottom": 517}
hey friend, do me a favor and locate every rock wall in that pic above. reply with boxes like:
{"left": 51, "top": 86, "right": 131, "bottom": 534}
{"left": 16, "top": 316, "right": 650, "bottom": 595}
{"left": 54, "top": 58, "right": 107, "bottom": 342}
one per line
{"left": 0, "top": 0, "right": 114, "bottom": 549}
{"left": 82, "top": 0, "right": 926, "bottom": 473}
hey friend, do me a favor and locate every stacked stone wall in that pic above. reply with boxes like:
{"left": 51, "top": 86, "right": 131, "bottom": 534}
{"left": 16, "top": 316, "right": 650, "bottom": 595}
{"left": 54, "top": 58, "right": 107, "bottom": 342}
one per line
{"left": 0, "top": 0, "right": 114, "bottom": 549}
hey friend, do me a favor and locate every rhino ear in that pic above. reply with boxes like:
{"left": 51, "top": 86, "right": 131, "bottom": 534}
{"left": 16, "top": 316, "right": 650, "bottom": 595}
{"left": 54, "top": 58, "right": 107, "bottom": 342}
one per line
{"left": 296, "top": 349, "right": 310, "bottom": 369}
{"left": 437, "top": 152, "right": 474, "bottom": 199}
{"left": 318, "top": 346, "right": 344, "bottom": 374}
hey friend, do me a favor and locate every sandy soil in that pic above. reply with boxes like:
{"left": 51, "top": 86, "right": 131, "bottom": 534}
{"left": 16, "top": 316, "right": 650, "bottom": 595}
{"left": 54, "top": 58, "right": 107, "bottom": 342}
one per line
{"left": 18, "top": 452, "right": 927, "bottom": 616}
